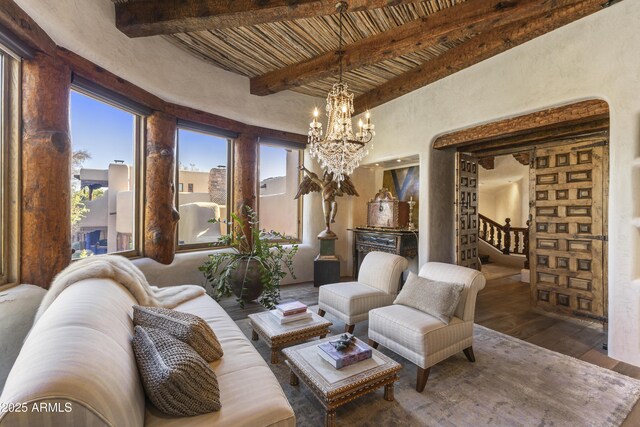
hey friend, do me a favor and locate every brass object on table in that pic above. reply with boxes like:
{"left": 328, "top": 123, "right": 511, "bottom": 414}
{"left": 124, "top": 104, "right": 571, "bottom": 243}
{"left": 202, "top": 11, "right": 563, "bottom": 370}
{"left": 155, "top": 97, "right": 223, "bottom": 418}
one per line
{"left": 367, "top": 188, "right": 409, "bottom": 229}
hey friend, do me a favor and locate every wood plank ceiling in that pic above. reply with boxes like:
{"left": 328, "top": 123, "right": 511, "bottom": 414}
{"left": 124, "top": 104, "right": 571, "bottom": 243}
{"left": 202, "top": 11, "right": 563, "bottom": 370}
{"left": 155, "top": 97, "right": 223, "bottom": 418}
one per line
{"left": 111, "top": 0, "right": 622, "bottom": 112}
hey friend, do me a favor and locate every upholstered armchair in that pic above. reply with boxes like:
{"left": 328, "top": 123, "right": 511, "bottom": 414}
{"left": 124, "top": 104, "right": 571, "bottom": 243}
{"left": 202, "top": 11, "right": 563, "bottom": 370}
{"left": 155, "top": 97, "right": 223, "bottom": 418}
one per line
{"left": 368, "top": 262, "right": 486, "bottom": 392}
{"left": 318, "top": 251, "right": 408, "bottom": 334}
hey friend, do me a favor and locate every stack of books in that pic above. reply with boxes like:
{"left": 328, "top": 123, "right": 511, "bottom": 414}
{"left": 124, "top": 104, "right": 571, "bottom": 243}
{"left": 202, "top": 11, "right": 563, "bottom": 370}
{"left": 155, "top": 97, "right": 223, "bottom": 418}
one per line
{"left": 317, "top": 338, "right": 373, "bottom": 369}
{"left": 270, "top": 301, "right": 312, "bottom": 325}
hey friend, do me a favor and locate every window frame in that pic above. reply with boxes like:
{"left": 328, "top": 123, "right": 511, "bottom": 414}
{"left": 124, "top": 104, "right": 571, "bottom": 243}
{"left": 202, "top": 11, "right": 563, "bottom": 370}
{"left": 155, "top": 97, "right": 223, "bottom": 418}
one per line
{"left": 68, "top": 85, "right": 146, "bottom": 259}
{"left": 256, "top": 140, "right": 304, "bottom": 244}
{"left": 0, "top": 45, "right": 20, "bottom": 287}
{"left": 175, "top": 124, "right": 233, "bottom": 252}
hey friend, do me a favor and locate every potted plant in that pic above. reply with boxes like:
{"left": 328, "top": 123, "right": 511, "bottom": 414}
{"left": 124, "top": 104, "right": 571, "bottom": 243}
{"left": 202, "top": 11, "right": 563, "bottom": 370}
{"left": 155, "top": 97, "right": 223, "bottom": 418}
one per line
{"left": 199, "top": 205, "right": 298, "bottom": 309}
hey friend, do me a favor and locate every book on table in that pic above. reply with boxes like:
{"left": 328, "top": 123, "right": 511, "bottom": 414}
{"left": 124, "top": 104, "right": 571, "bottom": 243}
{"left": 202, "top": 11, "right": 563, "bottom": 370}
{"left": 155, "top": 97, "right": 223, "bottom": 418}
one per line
{"left": 270, "top": 309, "right": 312, "bottom": 325}
{"left": 317, "top": 339, "right": 373, "bottom": 369}
{"left": 276, "top": 301, "right": 308, "bottom": 316}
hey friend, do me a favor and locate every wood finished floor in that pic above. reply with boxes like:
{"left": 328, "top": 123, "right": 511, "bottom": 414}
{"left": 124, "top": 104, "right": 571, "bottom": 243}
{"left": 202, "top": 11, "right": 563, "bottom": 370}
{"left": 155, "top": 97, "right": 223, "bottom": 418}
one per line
{"left": 220, "top": 272, "right": 640, "bottom": 425}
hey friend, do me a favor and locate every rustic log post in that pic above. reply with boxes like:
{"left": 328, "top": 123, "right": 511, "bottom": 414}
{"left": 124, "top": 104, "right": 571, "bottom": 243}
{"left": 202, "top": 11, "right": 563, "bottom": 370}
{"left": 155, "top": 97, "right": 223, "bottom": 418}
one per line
{"left": 145, "top": 111, "right": 179, "bottom": 264}
{"left": 233, "top": 132, "right": 258, "bottom": 247}
{"left": 21, "top": 52, "right": 72, "bottom": 288}
{"left": 524, "top": 219, "right": 531, "bottom": 269}
{"left": 502, "top": 218, "right": 511, "bottom": 255}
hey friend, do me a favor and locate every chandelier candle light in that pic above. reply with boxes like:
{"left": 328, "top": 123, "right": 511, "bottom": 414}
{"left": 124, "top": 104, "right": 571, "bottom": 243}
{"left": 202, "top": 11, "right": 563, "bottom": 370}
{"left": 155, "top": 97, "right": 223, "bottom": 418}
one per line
{"left": 308, "top": 1, "right": 375, "bottom": 183}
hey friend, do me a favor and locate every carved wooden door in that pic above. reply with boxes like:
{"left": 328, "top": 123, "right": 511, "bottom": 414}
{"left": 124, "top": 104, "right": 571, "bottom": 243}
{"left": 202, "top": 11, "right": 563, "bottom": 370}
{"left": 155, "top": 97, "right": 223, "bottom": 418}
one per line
{"left": 456, "top": 153, "right": 479, "bottom": 270}
{"left": 530, "top": 138, "right": 608, "bottom": 321}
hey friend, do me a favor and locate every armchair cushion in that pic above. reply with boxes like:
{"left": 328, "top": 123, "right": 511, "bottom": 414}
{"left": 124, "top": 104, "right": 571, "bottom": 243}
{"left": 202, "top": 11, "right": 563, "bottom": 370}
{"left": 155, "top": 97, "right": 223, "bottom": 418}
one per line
{"left": 318, "top": 282, "right": 395, "bottom": 324}
{"left": 393, "top": 272, "right": 464, "bottom": 324}
{"left": 418, "top": 262, "right": 486, "bottom": 321}
{"left": 369, "top": 304, "right": 472, "bottom": 368}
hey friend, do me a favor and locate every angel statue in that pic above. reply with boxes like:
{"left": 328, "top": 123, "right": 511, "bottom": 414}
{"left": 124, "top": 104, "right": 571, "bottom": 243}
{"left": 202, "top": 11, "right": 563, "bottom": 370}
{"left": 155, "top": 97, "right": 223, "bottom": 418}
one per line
{"left": 295, "top": 165, "right": 359, "bottom": 238}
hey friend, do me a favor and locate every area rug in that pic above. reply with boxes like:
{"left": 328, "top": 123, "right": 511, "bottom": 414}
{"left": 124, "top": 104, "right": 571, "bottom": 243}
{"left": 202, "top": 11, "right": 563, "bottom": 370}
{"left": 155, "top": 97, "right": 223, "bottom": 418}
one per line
{"left": 236, "top": 315, "right": 640, "bottom": 427}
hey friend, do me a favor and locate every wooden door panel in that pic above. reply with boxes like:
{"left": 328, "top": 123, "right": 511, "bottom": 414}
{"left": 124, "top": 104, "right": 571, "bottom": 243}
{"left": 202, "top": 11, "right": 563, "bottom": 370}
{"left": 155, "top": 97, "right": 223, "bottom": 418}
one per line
{"left": 456, "top": 153, "right": 479, "bottom": 270}
{"left": 530, "top": 139, "right": 607, "bottom": 321}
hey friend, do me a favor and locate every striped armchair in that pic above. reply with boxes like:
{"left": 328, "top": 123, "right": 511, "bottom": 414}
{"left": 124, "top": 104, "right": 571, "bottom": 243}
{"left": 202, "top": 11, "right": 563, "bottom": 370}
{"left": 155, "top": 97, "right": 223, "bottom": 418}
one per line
{"left": 368, "top": 262, "right": 486, "bottom": 392}
{"left": 317, "top": 252, "right": 408, "bottom": 334}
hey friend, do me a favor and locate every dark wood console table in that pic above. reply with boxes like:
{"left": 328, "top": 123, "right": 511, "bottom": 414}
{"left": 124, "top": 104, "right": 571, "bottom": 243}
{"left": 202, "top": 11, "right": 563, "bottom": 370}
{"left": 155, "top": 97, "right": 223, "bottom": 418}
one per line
{"left": 349, "top": 228, "right": 418, "bottom": 278}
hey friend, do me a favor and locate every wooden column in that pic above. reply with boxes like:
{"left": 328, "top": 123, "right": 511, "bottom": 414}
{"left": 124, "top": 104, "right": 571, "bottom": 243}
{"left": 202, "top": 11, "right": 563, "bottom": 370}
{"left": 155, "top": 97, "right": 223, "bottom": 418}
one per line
{"left": 233, "top": 133, "right": 258, "bottom": 246}
{"left": 21, "top": 52, "right": 71, "bottom": 288}
{"left": 145, "top": 111, "right": 179, "bottom": 264}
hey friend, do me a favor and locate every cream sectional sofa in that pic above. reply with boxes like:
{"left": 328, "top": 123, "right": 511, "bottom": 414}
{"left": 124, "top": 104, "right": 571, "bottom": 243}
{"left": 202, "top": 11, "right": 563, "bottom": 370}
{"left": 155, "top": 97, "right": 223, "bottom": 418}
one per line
{"left": 0, "top": 273, "right": 295, "bottom": 426}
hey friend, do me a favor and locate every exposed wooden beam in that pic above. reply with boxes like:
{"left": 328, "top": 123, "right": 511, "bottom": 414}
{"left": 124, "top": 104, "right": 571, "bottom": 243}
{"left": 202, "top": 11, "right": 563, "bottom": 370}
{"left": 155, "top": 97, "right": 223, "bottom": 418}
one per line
{"left": 116, "top": 0, "right": 424, "bottom": 38}
{"left": 478, "top": 157, "right": 495, "bottom": 170}
{"left": 433, "top": 99, "right": 609, "bottom": 150}
{"left": 465, "top": 120, "right": 609, "bottom": 155}
{"left": 513, "top": 153, "right": 531, "bottom": 165}
{"left": 250, "top": 0, "right": 594, "bottom": 96}
{"left": 0, "top": 0, "right": 56, "bottom": 56}
{"left": 354, "top": 0, "right": 617, "bottom": 114}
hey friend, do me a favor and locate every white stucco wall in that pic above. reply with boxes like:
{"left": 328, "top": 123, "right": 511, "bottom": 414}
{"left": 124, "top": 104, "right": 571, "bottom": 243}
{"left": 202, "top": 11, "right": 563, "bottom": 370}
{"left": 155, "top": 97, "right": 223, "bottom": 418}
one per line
{"left": 355, "top": 1, "right": 640, "bottom": 366}
{"left": 480, "top": 181, "right": 527, "bottom": 227}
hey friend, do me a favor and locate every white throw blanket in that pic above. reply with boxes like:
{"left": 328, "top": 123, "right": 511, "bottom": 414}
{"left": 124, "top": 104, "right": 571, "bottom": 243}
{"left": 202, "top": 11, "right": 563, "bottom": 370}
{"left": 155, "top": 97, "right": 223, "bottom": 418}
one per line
{"left": 34, "top": 255, "right": 205, "bottom": 322}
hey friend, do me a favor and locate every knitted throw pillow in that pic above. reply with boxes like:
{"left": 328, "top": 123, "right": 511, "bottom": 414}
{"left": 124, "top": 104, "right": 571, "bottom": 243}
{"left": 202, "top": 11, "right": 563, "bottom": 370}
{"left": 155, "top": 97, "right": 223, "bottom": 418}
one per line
{"left": 133, "top": 305, "right": 223, "bottom": 362}
{"left": 132, "top": 326, "right": 221, "bottom": 416}
{"left": 393, "top": 272, "right": 465, "bottom": 324}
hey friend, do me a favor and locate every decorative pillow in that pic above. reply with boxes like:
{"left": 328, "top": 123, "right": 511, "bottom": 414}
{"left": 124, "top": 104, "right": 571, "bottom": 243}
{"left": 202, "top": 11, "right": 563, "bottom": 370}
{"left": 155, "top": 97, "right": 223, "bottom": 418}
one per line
{"left": 132, "top": 326, "right": 222, "bottom": 416}
{"left": 133, "top": 305, "right": 223, "bottom": 362}
{"left": 393, "top": 272, "right": 465, "bottom": 324}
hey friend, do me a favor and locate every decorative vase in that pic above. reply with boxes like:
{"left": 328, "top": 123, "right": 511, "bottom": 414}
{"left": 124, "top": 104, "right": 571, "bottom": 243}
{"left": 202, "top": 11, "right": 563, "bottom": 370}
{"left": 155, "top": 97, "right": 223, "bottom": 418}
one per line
{"left": 230, "top": 259, "right": 264, "bottom": 302}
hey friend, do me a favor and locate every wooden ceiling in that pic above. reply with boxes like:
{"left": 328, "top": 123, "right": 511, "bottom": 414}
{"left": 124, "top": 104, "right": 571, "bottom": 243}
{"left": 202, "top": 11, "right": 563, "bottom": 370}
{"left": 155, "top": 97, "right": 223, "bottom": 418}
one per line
{"left": 112, "top": 0, "right": 622, "bottom": 112}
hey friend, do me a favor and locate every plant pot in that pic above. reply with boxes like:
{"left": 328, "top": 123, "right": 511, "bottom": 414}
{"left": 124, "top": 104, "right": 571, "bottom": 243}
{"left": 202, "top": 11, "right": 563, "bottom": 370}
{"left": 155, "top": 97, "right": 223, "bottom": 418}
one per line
{"left": 230, "top": 259, "right": 264, "bottom": 302}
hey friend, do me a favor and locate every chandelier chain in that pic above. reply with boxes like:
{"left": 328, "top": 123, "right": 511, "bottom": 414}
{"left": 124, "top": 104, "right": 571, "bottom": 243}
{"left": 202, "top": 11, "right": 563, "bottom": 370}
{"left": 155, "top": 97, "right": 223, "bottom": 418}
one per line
{"left": 338, "top": 5, "right": 344, "bottom": 83}
{"left": 306, "top": 1, "right": 375, "bottom": 183}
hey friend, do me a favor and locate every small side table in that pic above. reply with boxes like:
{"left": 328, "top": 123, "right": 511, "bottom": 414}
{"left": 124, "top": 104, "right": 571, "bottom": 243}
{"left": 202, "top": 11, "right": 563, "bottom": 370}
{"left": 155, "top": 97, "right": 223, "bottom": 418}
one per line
{"left": 248, "top": 311, "right": 332, "bottom": 364}
{"left": 283, "top": 336, "right": 401, "bottom": 427}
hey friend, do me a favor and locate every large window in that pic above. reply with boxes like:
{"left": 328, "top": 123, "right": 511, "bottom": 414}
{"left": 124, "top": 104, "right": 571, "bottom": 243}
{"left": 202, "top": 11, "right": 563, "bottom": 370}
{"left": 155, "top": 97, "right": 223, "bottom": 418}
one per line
{"left": 69, "top": 90, "right": 142, "bottom": 259}
{"left": 258, "top": 143, "right": 301, "bottom": 240}
{"left": 0, "top": 47, "right": 19, "bottom": 285}
{"left": 176, "top": 127, "right": 230, "bottom": 248}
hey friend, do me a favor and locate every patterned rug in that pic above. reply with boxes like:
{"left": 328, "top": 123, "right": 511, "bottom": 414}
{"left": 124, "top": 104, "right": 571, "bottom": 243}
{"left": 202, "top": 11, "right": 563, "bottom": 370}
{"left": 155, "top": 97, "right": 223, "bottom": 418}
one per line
{"left": 236, "top": 315, "right": 640, "bottom": 427}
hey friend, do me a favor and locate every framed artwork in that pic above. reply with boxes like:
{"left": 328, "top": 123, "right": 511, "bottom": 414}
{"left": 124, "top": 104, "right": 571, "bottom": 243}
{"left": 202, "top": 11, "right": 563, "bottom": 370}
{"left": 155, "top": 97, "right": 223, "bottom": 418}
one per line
{"left": 382, "top": 165, "right": 419, "bottom": 214}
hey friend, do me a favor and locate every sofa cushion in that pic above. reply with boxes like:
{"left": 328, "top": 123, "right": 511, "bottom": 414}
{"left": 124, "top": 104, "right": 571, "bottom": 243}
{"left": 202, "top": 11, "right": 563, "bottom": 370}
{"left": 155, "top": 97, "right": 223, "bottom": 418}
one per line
{"left": 394, "top": 272, "right": 464, "bottom": 324}
{"left": 0, "top": 278, "right": 145, "bottom": 427}
{"left": 132, "top": 326, "right": 221, "bottom": 416}
{"left": 133, "top": 305, "right": 223, "bottom": 362}
{"left": 144, "top": 293, "right": 296, "bottom": 427}
{"left": 319, "top": 282, "right": 395, "bottom": 317}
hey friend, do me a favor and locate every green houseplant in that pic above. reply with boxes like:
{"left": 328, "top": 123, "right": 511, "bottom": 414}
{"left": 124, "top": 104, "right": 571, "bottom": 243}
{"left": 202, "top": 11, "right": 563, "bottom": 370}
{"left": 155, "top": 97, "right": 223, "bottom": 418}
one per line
{"left": 199, "top": 206, "right": 298, "bottom": 309}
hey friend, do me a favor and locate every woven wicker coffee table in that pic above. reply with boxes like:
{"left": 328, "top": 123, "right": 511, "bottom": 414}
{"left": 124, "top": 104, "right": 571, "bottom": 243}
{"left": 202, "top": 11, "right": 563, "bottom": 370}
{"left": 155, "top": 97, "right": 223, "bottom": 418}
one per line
{"left": 283, "top": 336, "right": 401, "bottom": 427}
{"left": 248, "top": 310, "right": 332, "bottom": 364}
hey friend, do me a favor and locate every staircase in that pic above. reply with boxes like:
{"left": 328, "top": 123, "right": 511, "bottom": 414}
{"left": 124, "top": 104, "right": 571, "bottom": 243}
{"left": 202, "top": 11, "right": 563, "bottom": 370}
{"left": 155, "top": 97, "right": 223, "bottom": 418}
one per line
{"left": 479, "top": 254, "right": 491, "bottom": 264}
{"left": 478, "top": 213, "right": 530, "bottom": 269}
